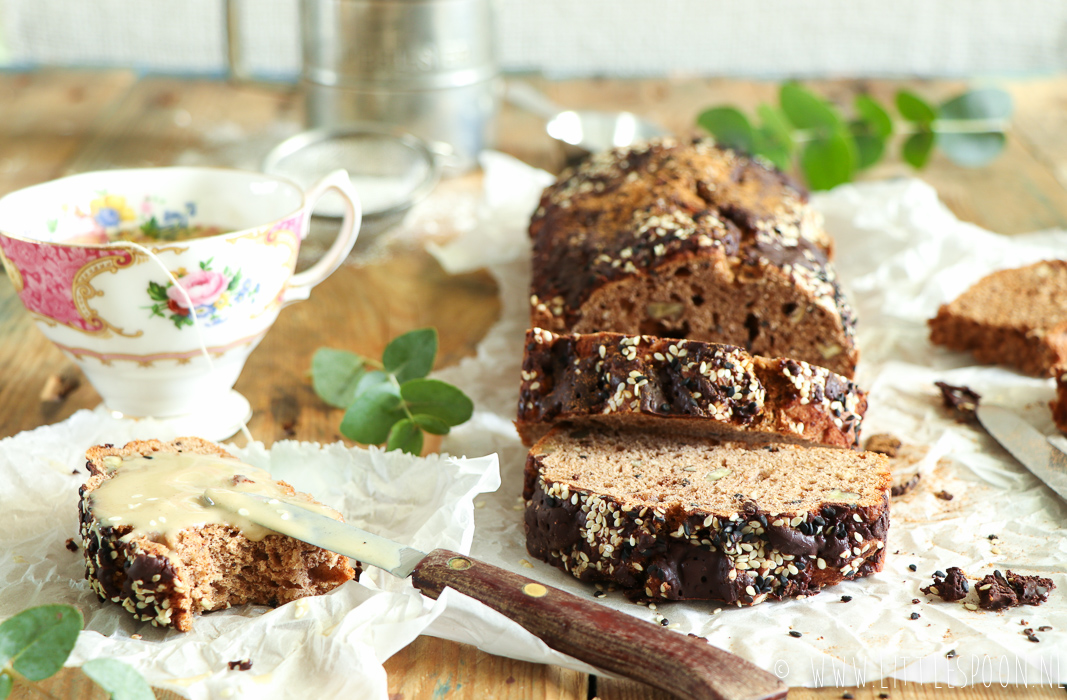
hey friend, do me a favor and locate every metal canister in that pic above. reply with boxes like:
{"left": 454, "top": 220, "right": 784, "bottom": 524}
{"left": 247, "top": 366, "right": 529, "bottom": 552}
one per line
{"left": 300, "top": 0, "right": 500, "bottom": 172}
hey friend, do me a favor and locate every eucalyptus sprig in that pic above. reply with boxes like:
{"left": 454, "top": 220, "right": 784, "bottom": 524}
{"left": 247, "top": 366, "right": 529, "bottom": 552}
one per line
{"left": 697, "top": 83, "right": 1012, "bottom": 190}
{"left": 0, "top": 604, "right": 153, "bottom": 700}
{"left": 311, "top": 328, "right": 474, "bottom": 455}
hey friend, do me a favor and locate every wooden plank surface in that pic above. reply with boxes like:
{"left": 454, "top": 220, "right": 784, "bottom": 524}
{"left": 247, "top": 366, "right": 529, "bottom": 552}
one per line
{"left": 3, "top": 72, "right": 1067, "bottom": 700}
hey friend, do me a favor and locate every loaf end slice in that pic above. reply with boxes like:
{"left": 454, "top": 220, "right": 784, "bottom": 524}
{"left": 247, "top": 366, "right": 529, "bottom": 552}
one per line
{"left": 516, "top": 329, "right": 867, "bottom": 448}
{"left": 929, "top": 260, "right": 1067, "bottom": 377}
{"left": 529, "top": 137, "right": 858, "bottom": 377}
{"left": 524, "top": 426, "right": 890, "bottom": 605}
{"left": 80, "top": 437, "right": 358, "bottom": 632}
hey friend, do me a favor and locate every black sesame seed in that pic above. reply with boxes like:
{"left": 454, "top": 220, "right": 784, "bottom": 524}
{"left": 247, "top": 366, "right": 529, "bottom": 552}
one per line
{"left": 788, "top": 630, "right": 802, "bottom": 638}
{"left": 987, "top": 534, "right": 998, "bottom": 540}
{"left": 961, "top": 579, "right": 969, "bottom": 592}
{"left": 946, "top": 650, "right": 957, "bottom": 659}
{"left": 821, "top": 506, "right": 837, "bottom": 518}
{"left": 813, "top": 516, "right": 825, "bottom": 528}
{"left": 910, "top": 612, "right": 920, "bottom": 620}
{"left": 835, "top": 523, "right": 847, "bottom": 538}
{"left": 908, "top": 564, "right": 917, "bottom": 572}
{"left": 1027, "top": 634, "right": 1040, "bottom": 643}
{"left": 879, "top": 693, "right": 889, "bottom": 699}
{"left": 934, "top": 570, "right": 946, "bottom": 578}
{"left": 842, "top": 694, "right": 854, "bottom": 700}
{"left": 758, "top": 515, "right": 768, "bottom": 529}
{"left": 798, "top": 522, "right": 813, "bottom": 536}
{"left": 840, "top": 595, "right": 852, "bottom": 602}
{"left": 660, "top": 618, "right": 670, "bottom": 627}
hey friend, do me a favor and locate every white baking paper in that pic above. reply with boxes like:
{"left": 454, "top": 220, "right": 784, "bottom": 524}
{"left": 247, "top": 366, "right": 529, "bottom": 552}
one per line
{"left": 1, "top": 155, "right": 1064, "bottom": 696}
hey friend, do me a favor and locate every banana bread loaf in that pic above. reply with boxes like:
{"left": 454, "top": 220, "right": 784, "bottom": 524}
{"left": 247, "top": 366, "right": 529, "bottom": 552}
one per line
{"left": 929, "top": 260, "right": 1067, "bottom": 377}
{"left": 528, "top": 137, "right": 858, "bottom": 378}
{"left": 79, "top": 437, "right": 358, "bottom": 632}
{"left": 517, "top": 328, "right": 866, "bottom": 448}
{"left": 524, "top": 425, "right": 890, "bottom": 605}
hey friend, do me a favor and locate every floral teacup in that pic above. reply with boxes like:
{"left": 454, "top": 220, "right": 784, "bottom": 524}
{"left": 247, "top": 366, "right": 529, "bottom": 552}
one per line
{"left": 0, "top": 167, "right": 361, "bottom": 438}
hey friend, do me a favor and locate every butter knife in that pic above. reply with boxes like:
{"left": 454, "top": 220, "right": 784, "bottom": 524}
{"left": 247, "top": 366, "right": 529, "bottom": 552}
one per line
{"left": 202, "top": 488, "right": 786, "bottom": 700}
{"left": 975, "top": 404, "right": 1067, "bottom": 504}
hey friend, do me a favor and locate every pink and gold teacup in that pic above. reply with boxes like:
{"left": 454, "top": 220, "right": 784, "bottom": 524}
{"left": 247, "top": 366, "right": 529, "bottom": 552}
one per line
{"left": 0, "top": 167, "right": 361, "bottom": 439}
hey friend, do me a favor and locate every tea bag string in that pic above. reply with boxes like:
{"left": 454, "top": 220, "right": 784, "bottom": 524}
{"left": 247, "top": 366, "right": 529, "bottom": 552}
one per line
{"left": 110, "top": 241, "right": 255, "bottom": 444}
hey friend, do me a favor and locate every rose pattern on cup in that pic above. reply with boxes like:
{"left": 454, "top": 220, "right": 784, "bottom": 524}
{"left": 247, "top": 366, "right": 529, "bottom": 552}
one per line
{"left": 146, "top": 258, "right": 260, "bottom": 329}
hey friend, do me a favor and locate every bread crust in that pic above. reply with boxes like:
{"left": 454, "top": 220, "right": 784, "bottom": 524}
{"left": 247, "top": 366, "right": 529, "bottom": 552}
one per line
{"left": 528, "top": 137, "right": 858, "bottom": 377}
{"left": 516, "top": 328, "right": 867, "bottom": 448}
{"left": 80, "top": 438, "right": 357, "bottom": 632}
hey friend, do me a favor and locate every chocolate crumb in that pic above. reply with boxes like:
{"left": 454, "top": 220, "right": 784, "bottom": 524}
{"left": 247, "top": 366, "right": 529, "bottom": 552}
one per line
{"left": 1039, "top": 625, "right": 1053, "bottom": 632}
{"left": 922, "top": 567, "right": 969, "bottom": 602}
{"left": 879, "top": 693, "right": 890, "bottom": 699}
{"left": 976, "top": 570, "right": 1056, "bottom": 610}
{"left": 64, "top": 538, "right": 79, "bottom": 552}
{"left": 788, "top": 630, "right": 802, "bottom": 638}
{"left": 910, "top": 612, "right": 920, "bottom": 620}
{"left": 843, "top": 694, "right": 854, "bottom": 699}
{"left": 865, "top": 433, "right": 901, "bottom": 457}
{"left": 687, "top": 633, "right": 708, "bottom": 642}
{"left": 840, "top": 596, "right": 852, "bottom": 603}
{"left": 935, "top": 381, "right": 980, "bottom": 420}
{"left": 71, "top": 469, "right": 81, "bottom": 475}
{"left": 987, "top": 534, "right": 998, "bottom": 540}
{"left": 228, "top": 659, "right": 253, "bottom": 671}
{"left": 912, "top": 599, "right": 920, "bottom": 604}
{"left": 935, "top": 490, "right": 954, "bottom": 501}
{"left": 891, "top": 473, "right": 921, "bottom": 497}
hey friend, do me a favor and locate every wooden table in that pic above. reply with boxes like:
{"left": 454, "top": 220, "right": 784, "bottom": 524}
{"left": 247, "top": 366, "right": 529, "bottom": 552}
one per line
{"left": 2, "top": 70, "right": 1066, "bottom": 700}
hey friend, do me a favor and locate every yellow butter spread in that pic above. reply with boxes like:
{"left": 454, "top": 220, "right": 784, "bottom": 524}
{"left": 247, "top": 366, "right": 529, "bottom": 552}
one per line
{"left": 90, "top": 452, "right": 341, "bottom": 546}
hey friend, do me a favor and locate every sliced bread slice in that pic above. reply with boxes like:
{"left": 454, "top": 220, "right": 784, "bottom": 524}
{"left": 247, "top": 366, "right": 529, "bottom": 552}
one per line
{"left": 517, "top": 328, "right": 866, "bottom": 448}
{"left": 80, "top": 437, "right": 357, "bottom": 631}
{"left": 524, "top": 426, "right": 890, "bottom": 605}
{"left": 929, "top": 260, "right": 1067, "bottom": 377}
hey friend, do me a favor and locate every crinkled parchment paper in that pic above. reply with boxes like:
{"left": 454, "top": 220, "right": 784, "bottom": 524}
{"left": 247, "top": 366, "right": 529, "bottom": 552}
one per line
{"left": 1, "top": 154, "right": 1064, "bottom": 695}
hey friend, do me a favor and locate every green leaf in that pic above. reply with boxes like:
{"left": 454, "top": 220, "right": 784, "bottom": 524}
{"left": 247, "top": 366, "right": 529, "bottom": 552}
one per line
{"left": 0, "top": 672, "right": 12, "bottom": 700}
{"left": 382, "top": 328, "right": 437, "bottom": 384}
{"left": 0, "top": 605, "right": 82, "bottom": 682}
{"left": 779, "top": 83, "right": 843, "bottom": 132}
{"left": 939, "top": 87, "right": 1012, "bottom": 122}
{"left": 146, "top": 282, "right": 169, "bottom": 302}
{"left": 854, "top": 94, "right": 893, "bottom": 138}
{"left": 903, "top": 132, "right": 936, "bottom": 169}
{"left": 226, "top": 269, "right": 241, "bottom": 292}
{"left": 800, "top": 131, "right": 856, "bottom": 191}
{"left": 386, "top": 419, "right": 424, "bottom": 455}
{"left": 938, "top": 132, "right": 1006, "bottom": 167}
{"left": 311, "top": 348, "right": 367, "bottom": 409}
{"left": 82, "top": 659, "right": 155, "bottom": 700}
{"left": 895, "top": 90, "right": 936, "bottom": 126}
{"left": 340, "top": 382, "right": 406, "bottom": 445}
{"left": 399, "top": 379, "right": 473, "bottom": 427}
{"left": 936, "top": 88, "right": 1011, "bottom": 167}
{"left": 412, "top": 414, "right": 451, "bottom": 435}
{"left": 696, "top": 107, "right": 755, "bottom": 154}
{"left": 353, "top": 370, "right": 390, "bottom": 397}
{"left": 849, "top": 117, "right": 887, "bottom": 170}
{"left": 753, "top": 104, "right": 794, "bottom": 170}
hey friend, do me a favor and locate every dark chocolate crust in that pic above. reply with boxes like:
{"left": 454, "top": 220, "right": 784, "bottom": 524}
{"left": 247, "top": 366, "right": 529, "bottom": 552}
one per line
{"left": 516, "top": 328, "right": 866, "bottom": 448}
{"left": 523, "top": 450, "right": 889, "bottom": 606}
{"left": 528, "top": 137, "right": 858, "bottom": 377}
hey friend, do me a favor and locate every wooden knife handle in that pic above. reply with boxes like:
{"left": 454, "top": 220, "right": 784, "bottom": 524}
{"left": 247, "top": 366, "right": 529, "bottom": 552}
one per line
{"left": 411, "top": 549, "right": 787, "bottom": 700}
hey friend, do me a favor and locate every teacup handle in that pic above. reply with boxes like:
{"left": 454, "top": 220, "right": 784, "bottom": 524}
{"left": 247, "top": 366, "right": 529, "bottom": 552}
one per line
{"left": 283, "top": 169, "right": 362, "bottom": 304}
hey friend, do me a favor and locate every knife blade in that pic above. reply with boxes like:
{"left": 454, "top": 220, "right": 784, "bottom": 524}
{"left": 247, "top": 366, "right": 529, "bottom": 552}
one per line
{"left": 203, "top": 488, "right": 786, "bottom": 700}
{"left": 975, "top": 404, "right": 1067, "bottom": 503}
